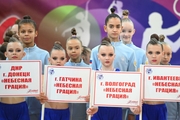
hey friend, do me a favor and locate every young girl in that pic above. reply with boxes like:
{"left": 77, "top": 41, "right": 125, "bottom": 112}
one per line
{"left": 159, "top": 35, "right": 172, "bottom": 65}
{"left": 81, "top": 46, "right": 91, "bottom": 65}
{"left": 136, "top": 36, "right": 167, "bottom": 120}
{"left": 159, "top": 35, "right": 178, "bottom": 120}
{"left": 87, "top": 37, "right": 140, "bottom": 120}
{"left": 90, "top": 8, "right": 137, "bottom": 120}
{"left": 90, "top": 8, "right": 136, "bottom": 72}
{"left": 18, "top": 15, "right": 49, "bottom": 120}
{"left": 90, "top": 37, "right": 122, "bottom": 120}
{"left": 0, "top": 36, "right": 29, "bottom": 120}
{"left": 38, "top": 41, "right": 70, "bottom": 120}
{"left": 120, "top": 10, "right": 148, "bottom": 119}
{"left": 65, "top": 28, "right": 89, "bottom": 120}
{"left": 121, "top": 10, "right": 147, "bottom": 71}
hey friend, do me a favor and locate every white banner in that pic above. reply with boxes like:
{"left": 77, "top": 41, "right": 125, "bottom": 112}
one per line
{"left": 143, "top": 65, "right": 180, "bottom": 101}
{"left": 44, "top": 65, "right": 91, "bottom": 103}
{"left": 0, "top": 60, "right": 41, "bottom": 97}
{"left": 92, "top": 71, "right": 142, "bottom": 107}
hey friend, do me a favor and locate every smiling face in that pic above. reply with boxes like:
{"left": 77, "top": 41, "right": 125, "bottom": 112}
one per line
{"left": 146, "top": 44, "right": 163, "bottom": 65}
{"left": 120, "top": 21, "right": 135, "bottom": 44}
{"left": 5, "top": 42, "right": 25, "bottom": 60}
{"left": 98, "top": 45, "right": 115, "bottom": 68}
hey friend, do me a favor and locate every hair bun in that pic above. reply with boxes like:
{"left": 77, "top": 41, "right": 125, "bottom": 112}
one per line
{"left": 151, "top": 38, "right": 158, "bottom": 42}
{"left": 9, "top": 36, "right": 19, "bottom": 42}
{"left": 101, "top": 37, "right": 111, "bottom": 45}
{"left": 12, "top": 34, "right": 19, "bottom": 40}
{"left": 159, "top": 34, "right": 165, "bottom": 42}
{"left": 52, "top": 41, "right": 63, "bottom": 50}
{"left": 110, "top": 8, "right": 115, "bottom": 14}
{"left": 54, "top": 41, "right": 62, "bottom": 46}
{"left": 71, "top": 28, "right": 77, "bottom": 36}
{"left": 150, "top": 34, "right": 159, "bottom": 41}
{"left": 122, "top": 10, "right": 129, "bottom": 18}
{"left": 23, "top": 15, "right": 31, "bottom": 20}
{"left": 4, "top": 30, "right": 15, "bottom": 42}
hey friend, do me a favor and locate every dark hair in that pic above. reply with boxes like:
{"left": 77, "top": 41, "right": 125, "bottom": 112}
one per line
{"left": 159, "top": 34, "right": 165, "bottom": 42}
{"left": 150, "top": 34, "right": 159, "bottom": 41}
{"left": 3, "top": 30, "right": 15, "bottom": 42}
{"left": 105, "top": 8, "right": 122, "bottom": 25}
{"left": 0, "top": 42, "right": 8, "bottom": 54}
{"left": 6, "top": 36, "right": 23, "bottom": 49}
{"left": 8, "top": 36, "right": 21, "bottom": 43}
{"left": 159, "top": 34, "right": 170, "bottom": 47}
{"left": 0, "top": 51, "right": 6, "bottom": 60}
{"left": 146, "top": 37, "right": 163, "bottom": 50}
{"left": 66, "top": 28, "right": 82, "bottom": 46}
{"left": 14, "top": 19, "right": 21, "bottom": 24}
{"left": 82, "top": 46, "right": 91, "bottom": 56}
{"left": 50, "top": 41, "right": 65, "bottom": 55}
{"left": 1, "top": 30, "right": 16, "bottom": 53}
{"left": 71, "top": 28, "right": 77, "bottom": 36}
{"left": 98, "top": 37, "right": 114, "bottom": 51}
{"left": 18, "top": 15, "right": 37, "bottom": 30}
{"left": 101, "top": 37, "right": 111, "bottom": 45}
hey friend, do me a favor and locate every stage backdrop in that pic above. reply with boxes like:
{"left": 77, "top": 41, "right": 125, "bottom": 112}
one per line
{"left": 0, "top": 0, "right": 180, "bottom": 64}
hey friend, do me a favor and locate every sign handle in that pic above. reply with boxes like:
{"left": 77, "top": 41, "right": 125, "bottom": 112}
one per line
{"left": 41, "top": 104, "right": 45, "bottom": 120}
{"left": 88, "top": 71, "right": 95, "bottom": 120}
